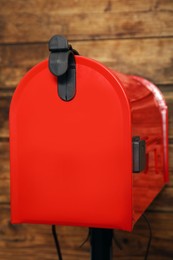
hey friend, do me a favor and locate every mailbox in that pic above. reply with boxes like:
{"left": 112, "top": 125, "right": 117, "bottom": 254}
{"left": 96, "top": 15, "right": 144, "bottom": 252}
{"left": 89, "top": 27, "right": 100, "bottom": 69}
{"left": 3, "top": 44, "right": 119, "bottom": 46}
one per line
{"left": 10, "top": 36, "right": 168, "bottom": 232}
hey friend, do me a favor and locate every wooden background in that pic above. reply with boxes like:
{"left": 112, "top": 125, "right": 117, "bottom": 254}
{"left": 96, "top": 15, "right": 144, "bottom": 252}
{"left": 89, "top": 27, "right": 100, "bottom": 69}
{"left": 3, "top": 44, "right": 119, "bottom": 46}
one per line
{"left": 0, "top": 0, "right": 173, "bottom": 259}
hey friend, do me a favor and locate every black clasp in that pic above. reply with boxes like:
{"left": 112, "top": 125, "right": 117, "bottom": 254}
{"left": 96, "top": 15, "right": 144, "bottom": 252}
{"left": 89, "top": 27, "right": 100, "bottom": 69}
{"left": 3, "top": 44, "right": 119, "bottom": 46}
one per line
{"left": 132, "top": 136, "right": 146, "bottom": 173}
{"left": 48, "top": 35, "right": 79, "bottom": 101}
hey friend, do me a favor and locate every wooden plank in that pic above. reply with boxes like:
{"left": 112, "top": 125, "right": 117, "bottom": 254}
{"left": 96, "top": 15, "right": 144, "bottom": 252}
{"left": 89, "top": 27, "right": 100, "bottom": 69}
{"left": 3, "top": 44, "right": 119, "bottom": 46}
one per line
{"left": 0, "top": 95, "right": 12, "bottom": 138}
{"left": 0, "top": 0, "right": 173, "bottom": 43}
{"left": 0, "top": 141, "right": 172, "bottom": 206}
{"left": 0, "top": 203, "right": 173, "bottom": 259}
{"left": 2, "top": 0, "right": 173, "bottom": 15}
{"left": 0, "top": 0, "right": 159, "bottom": 14}
{"left": 1, "top": 90, "right": 173, "bottom": 139}
{"left": 148, "top": 185, "right": 173, "bottom": 212}
{"left": 0, "top": 38, "right": 173, "bottom": 89}
{"left": 169, "top": 144, "right": 173, "bottom": 170}
{"left": 0, "top": 142, "right": 10, "bottom": 204}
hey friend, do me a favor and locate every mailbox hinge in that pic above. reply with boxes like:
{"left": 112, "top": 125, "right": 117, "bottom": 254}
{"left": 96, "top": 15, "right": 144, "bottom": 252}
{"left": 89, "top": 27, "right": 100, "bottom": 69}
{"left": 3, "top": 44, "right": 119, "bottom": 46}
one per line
{"left": 48, "top": 35, "right": 79, "bottom": 101}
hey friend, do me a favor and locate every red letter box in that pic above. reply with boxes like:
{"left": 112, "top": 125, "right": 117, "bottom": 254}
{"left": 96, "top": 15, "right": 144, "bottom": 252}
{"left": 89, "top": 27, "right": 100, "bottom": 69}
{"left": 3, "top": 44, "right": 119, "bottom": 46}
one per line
{"left": 10, "top": 36, "right": 168, "bottom": 231}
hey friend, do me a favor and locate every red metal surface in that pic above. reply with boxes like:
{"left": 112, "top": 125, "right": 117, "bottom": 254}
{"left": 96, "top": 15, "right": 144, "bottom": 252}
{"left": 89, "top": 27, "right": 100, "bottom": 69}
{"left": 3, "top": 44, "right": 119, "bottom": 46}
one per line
{"left": 111, "top": 71, "right": 169, "bottom": 223}
{"left": 9, "top": 56, "right": 168, "bottom": 231}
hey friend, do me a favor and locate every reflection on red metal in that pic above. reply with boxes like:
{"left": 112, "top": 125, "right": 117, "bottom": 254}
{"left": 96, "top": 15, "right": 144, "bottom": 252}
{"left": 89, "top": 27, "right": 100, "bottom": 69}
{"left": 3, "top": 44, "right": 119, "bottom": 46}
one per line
{"left": 10, "top": 56, "right": 168, "bottom": 231}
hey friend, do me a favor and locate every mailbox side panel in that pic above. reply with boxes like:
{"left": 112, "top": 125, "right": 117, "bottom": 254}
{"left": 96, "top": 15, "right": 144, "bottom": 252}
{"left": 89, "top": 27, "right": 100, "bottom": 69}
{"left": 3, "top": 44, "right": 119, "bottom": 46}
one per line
{"left": 131, "top": 76, "right": 168, "bottom": 222}
{"left": 9, "top": 57, "right": 133, "bottom": 231}
{"left": 110, "top": 71, "right": 168, "bottom": 223}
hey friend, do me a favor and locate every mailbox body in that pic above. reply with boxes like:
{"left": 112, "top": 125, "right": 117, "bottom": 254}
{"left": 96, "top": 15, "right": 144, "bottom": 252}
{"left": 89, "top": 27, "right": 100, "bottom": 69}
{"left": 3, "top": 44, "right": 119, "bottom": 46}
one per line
{"left": 10, "top": 56, "right": 168, "bottom": 231}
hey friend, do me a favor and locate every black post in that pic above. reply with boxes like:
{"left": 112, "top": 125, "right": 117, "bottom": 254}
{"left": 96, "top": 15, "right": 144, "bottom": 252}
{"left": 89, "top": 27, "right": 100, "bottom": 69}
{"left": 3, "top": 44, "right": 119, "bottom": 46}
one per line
{"left": 90, "top": 228, "right": 113, "bottom": 260}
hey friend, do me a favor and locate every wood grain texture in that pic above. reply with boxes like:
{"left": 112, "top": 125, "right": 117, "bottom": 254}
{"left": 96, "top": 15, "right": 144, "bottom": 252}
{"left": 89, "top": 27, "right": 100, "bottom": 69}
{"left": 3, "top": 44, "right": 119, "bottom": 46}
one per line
{"left": 0, "top": 89, "right": 172, "bottom": 139}
{"left": 0, "top": 0, "right": 173, "bottom": 44}
{"left": 0, "top": 38, "right": 173, "bottom": 88}
{"left": 0, "top": 203, "right": 173, "bottom": 259}
{"left": 0, "top": 94, "right": 11, "bottom": 138}
{"left": 0, "top": 0, "right": 173, "bottom": 259}
{"left": 0, "top": 141, "right": 172, "bottom": 205}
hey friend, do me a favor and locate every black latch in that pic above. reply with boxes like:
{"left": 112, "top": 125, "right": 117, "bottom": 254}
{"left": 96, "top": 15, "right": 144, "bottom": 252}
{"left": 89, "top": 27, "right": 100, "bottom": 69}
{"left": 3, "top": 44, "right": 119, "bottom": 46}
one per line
{"left": 48, "top": 35, "right": 79, "bottom": 101}
{"left": 132, "top": 136, "right": 146, "bottom": 173}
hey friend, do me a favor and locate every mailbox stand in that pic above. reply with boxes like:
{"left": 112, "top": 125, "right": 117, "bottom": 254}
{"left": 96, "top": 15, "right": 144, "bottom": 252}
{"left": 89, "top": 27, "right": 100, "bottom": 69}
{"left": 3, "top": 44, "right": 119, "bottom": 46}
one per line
{"left": 90, "top": 228, "right": 113, "bottom": 260}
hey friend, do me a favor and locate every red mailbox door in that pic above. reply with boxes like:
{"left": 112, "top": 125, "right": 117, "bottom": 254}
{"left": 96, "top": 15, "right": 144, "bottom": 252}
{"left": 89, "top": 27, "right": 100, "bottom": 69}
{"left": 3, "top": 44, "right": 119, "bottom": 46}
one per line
{"left": 10, "top": 57, "right": 133, "bottom": 231}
